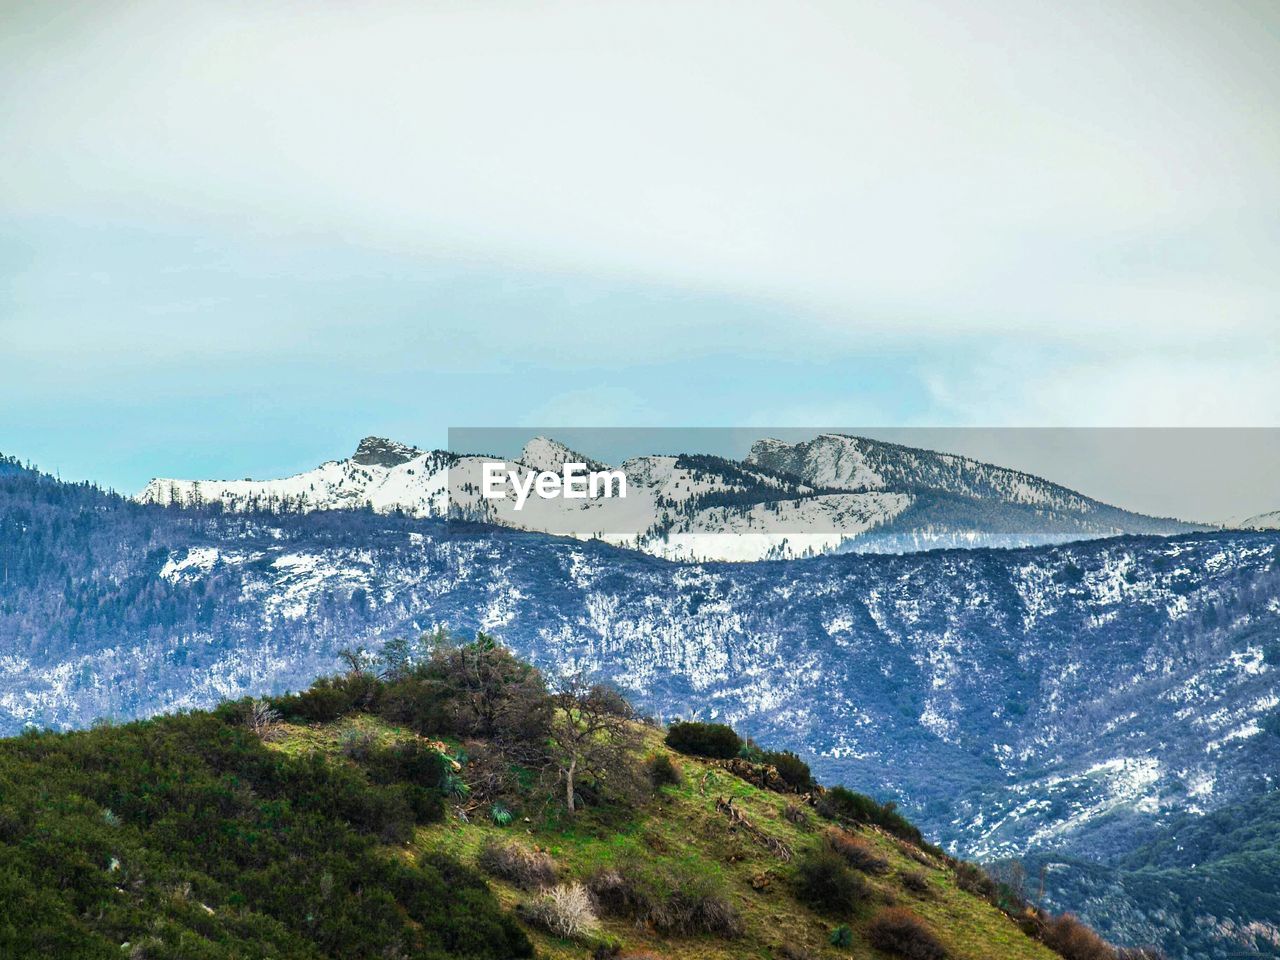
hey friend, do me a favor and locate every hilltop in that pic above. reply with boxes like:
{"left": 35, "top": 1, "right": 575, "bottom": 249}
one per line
{"left": 0, "top": 633, "right": 1142, "bottom": 960}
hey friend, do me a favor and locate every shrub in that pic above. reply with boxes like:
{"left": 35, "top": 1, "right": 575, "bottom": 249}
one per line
{"left": 824, "top": 828, "right": 890, "bottom": 875}
{"left": 243, "top": 698, "right": 283, "bottom": 741}
{"left": 954, "top": 861, "right": 997, "bottom": 899}
{"left": 490, "top": 802, "right": 514, "bottom": 827}
{"left": 378, "top": 675, "right": 454, "bottom": 733}
{"left": 665, "top": 721, "right": 742, "bottom": 759}
{"left": 272, "top": 676, "right": 361, "bottom": 722}
{"left": 1040, "top": 913, "right": 1127, "bottom": 960}
{"left": 762, "top": 750, "right": 814, "bottom": 791}
{"left": 669, "top": 889, "right": 743, "bottom": 939}
{"left": 647, "top": 753, "right": 683, "bottom": 789}
{"left": 423, "top": 635, "right": 552, "bottom": 743}
{"left": 900, "top": 870, "right": 931, "bottom": 895}
{"left": 478, "top": 839, "right": 557, "bottom": 891}
{"left": 793, "top": 848, "right": 867, "bottom": 916}
{"left": 817, "top": 786, "right": 924, "bottom": 846}
{"left": 588, "top": 857, "right": 743, "bottom": 938}
{"left": 519, "top": 883, "right": 599, "bottom": 940}
{"left": 829, "top": 924, "right": 854, "bottom": 947}
{"left": 338, "top": 727, "right": 380, "bottom": 761}
{"left": 359, "top": 737, "right": 450, "bottom": 789}
{"left": 356, "top": 783, "right": 418, "bottom": 843}
{"left": 784, "top": 802, "right": 811, "bottom": 829}
{"left": 866, "top": 907, "right": 948, "bottom": 959}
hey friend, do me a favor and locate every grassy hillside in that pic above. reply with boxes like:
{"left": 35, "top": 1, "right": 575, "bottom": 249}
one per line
{"left": 281, "top": 713, "right": 1060, "bottom": 960}
{"left": 0, "top": 632, "right": 1147, "bottom": 960}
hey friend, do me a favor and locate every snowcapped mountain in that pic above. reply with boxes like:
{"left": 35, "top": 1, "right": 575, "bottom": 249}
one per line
{"left": 7, "top": 456, "right": 1280, "bottom": 958}
{"left": 1226, "top": 509, "right": 1280, "bottom": 531}
{"left": 137, "top": 436, "right": 457, "bottom": 515}
{"left": 747, "top": 433, "right": 1206, "bottom": 550}
{"left": 138, "top": 434, "right": 1205, "bottom": 561}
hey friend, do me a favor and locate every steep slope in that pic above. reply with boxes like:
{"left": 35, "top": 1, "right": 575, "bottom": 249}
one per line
{"left": 136, "top": 435, "right": 1204, "bottom": 561}
{"left": 746, "top": 434, "right": 1205, "bottom": 551}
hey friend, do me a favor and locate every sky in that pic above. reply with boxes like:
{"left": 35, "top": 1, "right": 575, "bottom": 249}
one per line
{"left": 1, "top": 0, "right": 1278, "bottom": 507}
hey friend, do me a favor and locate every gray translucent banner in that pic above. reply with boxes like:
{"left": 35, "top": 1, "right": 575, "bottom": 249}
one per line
{"left": 444, "top": 428, "right": 1279, "bottom": 561}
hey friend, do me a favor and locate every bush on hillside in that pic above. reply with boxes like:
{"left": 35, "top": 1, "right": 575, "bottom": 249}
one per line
{"left": 866, "top": 907, "right": 949, "bottom": 959}
{"left": 954, "top": 861, "right": 997, "bottom": 900}
{"left": 792, "top": 848, "right": 867, "bottom": 916}
{"left": 900, "top": 870, "right": 932, "bottom": 895}
{"left": 478, "top": 839, "right": 558, "bottom": 891}
{"left": 419, "top": 634, "right": 552, "bottom": 745}
{"left": 664, "top": 721, "right": 742, "bottom": 759}
{"left": 242, "top": 698, "right": 283, "bottom": 741}
{"left": 518, "top": 883, "right": 599, "bottom": 940}
{"left": 817, "top": 786, "right": 925, "bottom": 846}
{"left": 824, "top": 827, "right": 891, "bottom": 875}
{"left": 762, "top": 750, "right": 814, "bottom": 791}
{"left": 588, "top": 856, "right": 743, "bottom": 938}
{"left": 647, "top": 753, "right": 684, "bottom": 789}
{"left": 1039, "top": 913, "right": 1140, "bottom": 960}
{"left": 273, "top": 674, "right": 373, "bottom": 723}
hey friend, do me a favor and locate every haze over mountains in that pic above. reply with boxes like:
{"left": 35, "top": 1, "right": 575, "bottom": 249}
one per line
{"left": 138, "top": 434, "right": 1209, "bottom": 561}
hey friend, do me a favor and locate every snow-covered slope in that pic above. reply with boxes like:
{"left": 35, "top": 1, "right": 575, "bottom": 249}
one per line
{"left": 138, "top": 437, "right": 457, "bottom": 515}
{"left": 138, "top": 434, "right": 1204, "bottom": 560}
{"left": 138, "top": 436, "right": 910, "bottom": 560}
{"left": 748, "top": 434, "right": 1206, "bottom": 550}
{"left": 9, "top": 456, "right": 1280, "bottom": 957}
{"left": 1226, "top": 509, "right": 1280, "bottom": 531}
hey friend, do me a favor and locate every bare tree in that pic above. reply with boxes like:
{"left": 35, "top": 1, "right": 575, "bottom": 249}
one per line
{"left": 548, "top": 675, "right": 643, "bottom": 814}
{"left": 244, "top": 698, "right": 283, "bottom": 741}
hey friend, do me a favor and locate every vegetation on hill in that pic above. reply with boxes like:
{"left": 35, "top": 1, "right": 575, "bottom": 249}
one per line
{"left": 1, "top": 627, "right": 1158, "bottom": 959}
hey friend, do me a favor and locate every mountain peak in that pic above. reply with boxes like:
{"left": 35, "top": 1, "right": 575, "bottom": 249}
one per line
{"left": 351, "top": 436, "right": 421, "bottom": 467}
{"left": 519, "top": 436, "right": 604, "bottom": 472}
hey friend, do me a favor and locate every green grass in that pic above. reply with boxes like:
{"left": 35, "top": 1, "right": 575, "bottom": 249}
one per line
{"left": 274, "top": 719, "right": 1059, "bottom": 960}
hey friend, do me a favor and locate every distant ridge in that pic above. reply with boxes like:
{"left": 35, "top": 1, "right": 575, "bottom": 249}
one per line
{"left": 137, "top": 434, "right": 1207, "bottom": 561}
{"left": 1225, "top": 508, "right": 1280, "bottom": 531}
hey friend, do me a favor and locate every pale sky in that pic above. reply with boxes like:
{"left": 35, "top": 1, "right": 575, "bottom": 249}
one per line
{"left": 1, "top": 0, "right": 1277, "bottom": 498}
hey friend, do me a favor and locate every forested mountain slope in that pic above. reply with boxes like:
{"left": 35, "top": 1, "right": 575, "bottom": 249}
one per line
{"left": 2, "top": 455, "right": 1278, "bottom": 956}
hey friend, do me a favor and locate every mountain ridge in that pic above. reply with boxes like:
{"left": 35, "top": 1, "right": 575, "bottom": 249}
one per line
{"left": 136, "top": 434, "right": 1208, "bottom": 562}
